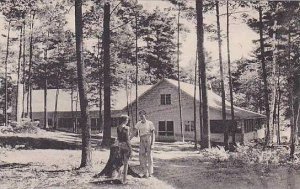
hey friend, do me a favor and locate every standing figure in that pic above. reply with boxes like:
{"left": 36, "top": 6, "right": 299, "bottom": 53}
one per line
{"left": 135, "top": 110, "right": 155, "bottom": 178}
{"left": 117, "top": 115, "right": 132, "bottom": 184}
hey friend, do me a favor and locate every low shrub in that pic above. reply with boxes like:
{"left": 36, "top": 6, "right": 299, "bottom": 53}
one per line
{"left": 199, "top": 146, "right": 230, "bottom": 162}
{"left": 198, "top": 143, "right": 300, "bottom": 165}
{"left": 0, "top": 118, "right": 41, "bottom": 134}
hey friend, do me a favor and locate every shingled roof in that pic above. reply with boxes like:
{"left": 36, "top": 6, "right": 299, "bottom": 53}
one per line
{"left": 123, "top": 78, "right": 265, "bottom": 119}
{"left": 26, "top": 86, "right": 152, "bottom": 113}
{"left": 165, "top": 79, "right": 265, "bottom": 119}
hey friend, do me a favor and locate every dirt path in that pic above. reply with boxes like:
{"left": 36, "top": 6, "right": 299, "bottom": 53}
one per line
{"left": 1, "top": 132, "right": 300, "bottom": 189}
{"left": 152, "top": 143, "right": 300, "bottom": 189}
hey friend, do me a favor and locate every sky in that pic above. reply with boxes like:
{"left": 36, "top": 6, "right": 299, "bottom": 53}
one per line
{"left": 63, "top": 0, "right": 259, "bottom": 68}
{"left": 0, "top": 0, "right": 259, "bottom": 76}
{"left": 138, "top": 0, "right": 259, "bottom": 68}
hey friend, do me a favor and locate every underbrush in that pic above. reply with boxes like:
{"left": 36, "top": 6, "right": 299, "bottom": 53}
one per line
{"left": 199, "top": 143, "right": 300, "bottom": 166}
{"left": 0, "top": 118, "right": 41, "bottom": 134}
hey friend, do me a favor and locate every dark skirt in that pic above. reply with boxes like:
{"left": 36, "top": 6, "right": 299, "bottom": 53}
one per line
{"left": 118, "top": 142, "right": 131, "bottom": 161}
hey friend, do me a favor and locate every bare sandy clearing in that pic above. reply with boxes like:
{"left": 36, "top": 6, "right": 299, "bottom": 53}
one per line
{"left": 1, "top": 132, "right": 300, "bottom": 189}
{"left": 0, "top": 149, "right": 174, "bottom": 189}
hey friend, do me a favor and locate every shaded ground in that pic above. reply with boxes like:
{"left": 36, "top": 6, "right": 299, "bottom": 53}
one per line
{"left": 0, "top": 131, "right": 173, "bottom": 189}
{"left": 1, "top": 132, "right": 300, "bottom": 189}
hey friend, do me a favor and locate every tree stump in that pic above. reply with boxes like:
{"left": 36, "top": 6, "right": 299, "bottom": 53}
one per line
{"left": 94, "top": 145, "right": 140, "bottom": 178}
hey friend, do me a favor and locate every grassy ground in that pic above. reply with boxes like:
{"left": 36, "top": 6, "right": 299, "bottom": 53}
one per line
{"left": 1, "top": 130, "right": 300, "bottom": 189}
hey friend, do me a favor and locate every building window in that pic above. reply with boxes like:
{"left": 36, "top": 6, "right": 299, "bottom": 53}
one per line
{"left": 210, "top": 120, "right": 237, "bottom": 133}
{"left": 244, "top": 119, "right": 255, "bottom": 133}
{"left": 210, "top": 120, "right": 223, "bottom": 133}
{"left": 58, "top": 118, "right": 73, "bottom": 128}
{"left": 91, "top": 118, "right": 97, "bottom": 130}
{"left": 76, "top": 118, "right": 81, "bottom": 128}
{"left": 161, "top": 94, "right": 171, "bottom": 105}
{"left": 48, "top": 118, "right": 53, "bottom": 126}
{"left": 91, "top": 118, "right": 103, "bottom": 130}
{"left": 158, "top": 121, "right": 174, "bottom": 136}
{"left": 184, "top": 121, "right": 195, "bottom": 132}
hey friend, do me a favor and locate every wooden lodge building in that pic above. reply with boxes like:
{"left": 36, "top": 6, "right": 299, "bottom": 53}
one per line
{"left": 23, "top": 79, "right": 266, "bottom": 144}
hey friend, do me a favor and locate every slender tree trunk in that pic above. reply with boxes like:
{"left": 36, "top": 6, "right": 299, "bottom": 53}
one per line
{"left": 194, "top": 51, "right": 198, "bottom": 149}
{"left": 75, "top": 0, "right": 92, "bottom": 167}
{"left": 196, "top": 0, "right": 210, "bottom": 149}
{"left": 270, "top": 9, "right": 278, "bottom": 143}
{"left": 288, "top": 26, "right": 296, "bottom": 158}
{"left": 71, "top": 86, "right": 75, "bottom": 132}
{"left": 226, "top": 0, "right": 235, "bottom": 145}
{"left": 4, "top": 21, "right": 11, "bottom": 126}
{"left": 102, "top": 2, "right": 112, "bottom": 147}
{"left": 75, "top": 91, "right": 79, "bottom": 131}
{"left": 135, "top": 13, "right": 139, "bottom": 124}
{"left": 277, "top": 73, "right": 281, "bottom": 144}
{"left": 258, "top": 6, "right": 271, "bottom": 147}
{"left": 54, "top": 88, "right": 59, "bottom": 130}
{"left": 290, "top": 93, "right": 297, "bottom": 158}
{"left": 216, "top": 1, "right": 228, "bottom": 150}
{"left": 130, "top": 83, "right": 135, "bottom": 126}
{"left": 197, "top": 47, "right": 204, "bottom": 143}
{"left": 16, "top": 26, "right": 23, "bottom": 122}
{"left": 97, "top": 36, "right": 103, "bottom": 132}
{"left": 44, "top": 48, "right": 48, "bottom": 129}
{"left": 177, "top": 4, "right": 184, "bottom": 142}
{"left": 273, "top": 90, "right": 277, "bottom": 140}
{"left": 27, "top": 12, "right": 35, "bottom": 119}
{"left": 125, "top": 65, "right": 130, "bottom": 116}
{"left": 22, "top": 17, "right": 26, "bottom": 118}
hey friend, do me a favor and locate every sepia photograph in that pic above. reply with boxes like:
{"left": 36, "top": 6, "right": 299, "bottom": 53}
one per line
{"left": 0, "top": 0, "right": 299, "bottom": 188}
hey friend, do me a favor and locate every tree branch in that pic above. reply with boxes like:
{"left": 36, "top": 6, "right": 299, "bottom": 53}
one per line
{"left": 110, "top": 16, "right": 135, "bottom": 31}
{"left": 219, "top": 10, "right": 251, "bottom": 17}
{"left": 110, "top": 1, "right": 122, "bottom": 15}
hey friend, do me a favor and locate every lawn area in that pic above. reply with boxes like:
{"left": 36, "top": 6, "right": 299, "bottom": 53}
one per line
{"left": 1, "top": 131, "right": 300, "bottom": 189}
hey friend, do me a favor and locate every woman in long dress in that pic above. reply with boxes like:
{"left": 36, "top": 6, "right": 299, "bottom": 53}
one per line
{"left": 117, "top": 115, "right": 132, "bottom": 184}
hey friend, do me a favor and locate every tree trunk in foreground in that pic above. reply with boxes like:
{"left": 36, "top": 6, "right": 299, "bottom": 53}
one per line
{"left": 16, "top": 25, "right": 23, "bottom": 122}
{"left": 94, "top": 145, "right": 140, "bottom": 178}
{"left": 196, "top": 0, "right": 210, "bottom": 149}
{"left": 194, "top": 51, "right": 198, "bottom": 149}
{"left": 258, "top": 6, "right": 271, "bottom": 147}
{"left": 102, "top": 2, "right": 112, "bottom": 147}
{"left": 227, "top": 0, "right": 236, "bottom": 145}
{"left": 4, "top": 21, "right": 11, "bottom": 126}
{"left": 44, "top": 48, "right": 48, "bottom": 129}
{"left": 22, "top": 18, "right": 26, "bottom": 118}
{"left": 177, "top": 4, "right": 184, "bottom": 142}
{"left": 216, "top": 1, "right": 228, "bottom": 150}
{"left": 28, "top": 12, "right": 35, "bottom": 120}
{"left": 75, "top": 0, "right": 92, "bottom": 168}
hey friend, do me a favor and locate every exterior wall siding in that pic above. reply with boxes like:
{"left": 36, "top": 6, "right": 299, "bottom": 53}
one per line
{"left": 30, "top": 80, "right": 265, "bottom": 144}
{"left": 124, "top": 80, "right": 264, "bottom": 143}
{"left": 31, "top": 109, "right": 121, "bottom": 133}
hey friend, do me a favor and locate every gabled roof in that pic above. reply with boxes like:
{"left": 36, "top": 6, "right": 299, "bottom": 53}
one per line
{"left": 125, "top": 78, "right": 265, "bottom": 119}
{"left": 112, "top": 85, "right": 153, "bottom": 110}
{"left": 25, "top": 89, "right": 81, "bottom": 112}
{"left": 27, "top": 79, "right": 265, "bottom": 119}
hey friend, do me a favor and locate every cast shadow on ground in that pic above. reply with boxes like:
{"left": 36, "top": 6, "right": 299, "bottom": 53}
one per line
{"left": 0, "top": 136, "right": 80, "bottom": 149}
{"left": 0, "top": 163, "right": 32, "bottom": 169}
{"left": 90, "top": 179, "right": 123, "bottom": 185}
